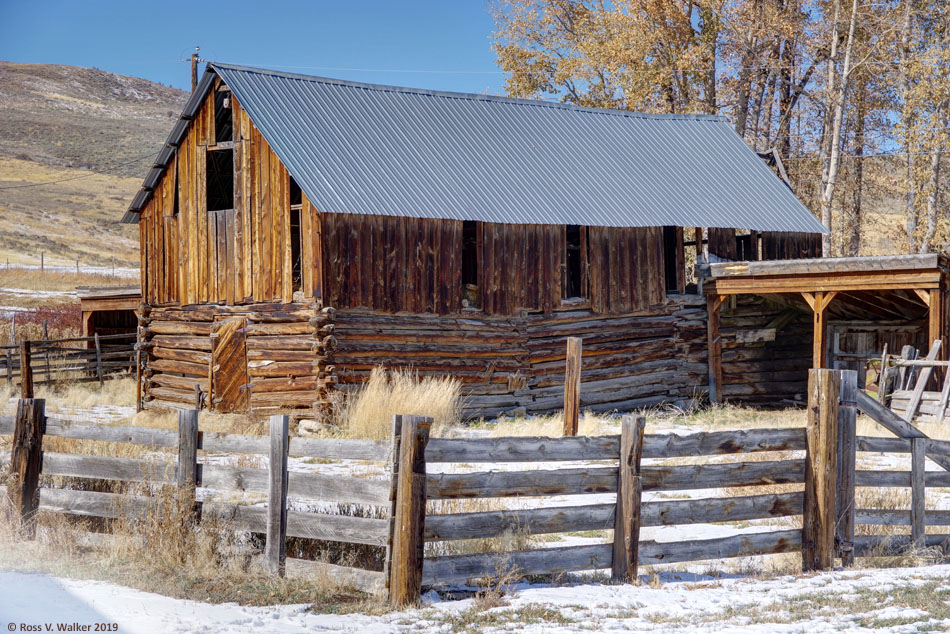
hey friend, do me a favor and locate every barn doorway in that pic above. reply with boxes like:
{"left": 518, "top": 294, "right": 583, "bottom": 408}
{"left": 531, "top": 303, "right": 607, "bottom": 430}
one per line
{"left": 211, "top": 317, "right": 249, "bottom": 413}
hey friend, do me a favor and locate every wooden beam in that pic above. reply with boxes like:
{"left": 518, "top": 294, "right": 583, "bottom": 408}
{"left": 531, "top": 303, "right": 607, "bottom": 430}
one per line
{"left": 265, "top": 414, "right": 289, "bottom": 576}
{"left": 706, "top": 294, "right": 724, "bottom": 403}
{"left": 835, "top": 370, "right": 857, "bottom": 567}
{"left": 612, "top": 415, "right": 645, "bottom": 582}
{"left": 803, "top": 369, "right": 839, "bottom": 571}
{"left": 9, "top": 398, "right": 46, "bottom": 539}
{"left": 563, "top": 337, "right": 582, "bottom": 436}
{"left": 801, "top": 292, "right": 816, "bottom": 311}
{"left": 915, "top": 289, "right": 932, "bottom": 306}
{"left": 903, "top": 340, "right": 942, "bottom": 422}
{"left": 390, "top": 415, "right": 431, "bottom": 608}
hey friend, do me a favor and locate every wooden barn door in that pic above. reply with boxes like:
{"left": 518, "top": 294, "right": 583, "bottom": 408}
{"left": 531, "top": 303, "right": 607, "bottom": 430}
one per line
{"left": 211, "top": 317, "right": 249, "bottom": 412}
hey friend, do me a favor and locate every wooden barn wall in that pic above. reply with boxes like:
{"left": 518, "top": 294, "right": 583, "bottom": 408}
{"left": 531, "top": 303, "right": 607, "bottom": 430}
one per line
{"left": 718, "top": 295, "right": 813, "bottom": 403}
{"left": 478, "top": 223, "right": 564, "bottom": 315}
{"left": 587, "top": 226, "right": 665, "bottom": 314}
{"left": 332, "top": 295, "right": 707, "bottom": 419}
{"left": 140, "top": 86, "right": 323, "bottom": 307}
{"left": 142, "top": 302, "right": 326, "bottom": 412}
{"left": 760, "top": 232, "right": 823, "bottom": 260}
{"left": 707, "top": 228, "right": 738, "bottom": 261}
{"left": 321, "top": 214, "right": 462, "bottom": 314}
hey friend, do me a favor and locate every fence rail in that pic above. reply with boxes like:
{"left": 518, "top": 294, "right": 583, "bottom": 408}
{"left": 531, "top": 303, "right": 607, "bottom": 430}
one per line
{"left": 4, "top": 366, "right": 950, "bottom": 605}
{"left": 0, "top": 333, "right": 135, "bottom": 388}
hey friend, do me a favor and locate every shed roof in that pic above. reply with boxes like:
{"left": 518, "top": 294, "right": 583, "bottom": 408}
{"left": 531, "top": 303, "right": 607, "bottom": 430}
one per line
{"left": 124, "top": 63, "right": 825, "bottom": 234}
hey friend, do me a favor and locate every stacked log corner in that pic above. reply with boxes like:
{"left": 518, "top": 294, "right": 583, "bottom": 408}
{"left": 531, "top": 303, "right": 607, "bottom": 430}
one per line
{"left": 389, "top": 415, "right": 432, "bottom": 608}
{"left": 803, "top": 368, "right": 840, "bottom": 571}
{"left": 310, "top": 304, "right": 337, "bottom": 423}
{"left": 8, "top": 398, "right": 46, "bottom": 539}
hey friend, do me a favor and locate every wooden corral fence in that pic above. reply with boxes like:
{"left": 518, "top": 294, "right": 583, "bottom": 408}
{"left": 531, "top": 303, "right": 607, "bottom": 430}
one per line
{"left": 0, "top": 333, "right": 135, "bottom": 389}
{"left": 4, "top": 367, "right": 950, "bottom": 606}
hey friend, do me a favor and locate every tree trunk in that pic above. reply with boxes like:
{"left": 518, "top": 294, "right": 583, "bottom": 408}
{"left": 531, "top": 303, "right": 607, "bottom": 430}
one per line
{"left": 920, "top": 103, "right": 949, "bottom": 254}
{"left": 848, "top": 76, "right": 866, "bottom": 257}
{"left": 900, "top": 0, "right": 918, "bottom": 251}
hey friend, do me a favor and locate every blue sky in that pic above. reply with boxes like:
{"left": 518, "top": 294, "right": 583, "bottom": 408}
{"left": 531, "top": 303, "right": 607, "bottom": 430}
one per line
{"left": 0, "top": 1, "right": 505, "bottom": 94}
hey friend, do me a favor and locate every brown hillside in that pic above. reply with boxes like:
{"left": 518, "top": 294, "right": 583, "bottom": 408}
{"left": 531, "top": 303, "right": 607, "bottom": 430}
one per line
{"left": 0, "top": 62, "right": 189, "bottom": 267}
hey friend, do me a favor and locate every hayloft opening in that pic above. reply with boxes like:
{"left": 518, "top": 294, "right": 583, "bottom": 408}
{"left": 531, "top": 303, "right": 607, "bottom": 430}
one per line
{"left": 663, "top": 226, "right": 680, "bottom": 293}
{"left": 206, "top": 149, "right": 233, "bottom": 211}
{"left": 214, "top": 90, "right": 233, "bottom": 144}
{"left": 290, "top": 178, "right": 302, "bottom": 292}
{"left": 462, "top": 220, "right": 478, "bottom": 307}
{"left": 171, "top": 172, "right": 179, "bottom": 217}
{"left": 564, "top": 224, "right": 583, "bottom": 298}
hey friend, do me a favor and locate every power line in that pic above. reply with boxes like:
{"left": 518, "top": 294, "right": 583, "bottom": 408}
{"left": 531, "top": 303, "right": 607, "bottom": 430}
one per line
{"left": 0, "top": 151, "right": 160, "bottom": 191}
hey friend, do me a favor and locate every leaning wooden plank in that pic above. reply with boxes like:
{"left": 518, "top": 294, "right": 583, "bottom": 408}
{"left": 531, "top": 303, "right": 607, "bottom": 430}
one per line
{"left": 642, "top": 460, "right": 805, "bottom": 491}
{"left": 425, "top": 503, "right": 615, "bottom": 542}
{"left": 427, "top": 467, "right": 618, "bottom": 500}
{"left": 854, "top": 534, "right": 950, "bottom": 556}
{"left": 426, "top": 436, "right": 620, "bottom": 463}
{"left": 641, "top": 492, "right": 804, "bottom": 527}
{"left": 201, "top": 464, "right": 390, "bottom": 506}
{"left": 903, "top": 340, "right": 942, "bottom": 422}
{"left": 642, "top": 428, "right": 806, "bottom": 459}
{"left": 639, "top": 529, "right": 802, "bottom": 565}
{"left": 285, "top": 558, "right": 385, "bottom": 595}
{"left": 42, "top": 452, "right": 177, "bottom": 484}
{"left": 44, "top": 421, "right": 178, "bottom": 448}
{"left": 203, "top": 503, "right": 389, "bottom": 546}
{"left": 855, "top": 391, "right": 950, "bottom": 471}
{"left": 421, "top": 543, "right": 613, "bottom": 586}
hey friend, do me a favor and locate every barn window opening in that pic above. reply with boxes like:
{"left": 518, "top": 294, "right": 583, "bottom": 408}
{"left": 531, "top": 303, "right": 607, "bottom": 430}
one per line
{"left": 289, "top": 178, "right": 303, "bottom": 291}
{"left": 564, "top": 224, "right": 583, "bottom": 298}
{"left": 171, "top": 174, "right": 180, "bottom": 217}
{"left": 663, "top": 226, "right": 682, "bottom": 293}
{"left": 214, "top": 90, "right": 233, "bottom": 144}
{"left": 461, "top": 220, "right": 478, "bottom": 307}
{"left": 206, "top": 149, "right": 233, "bottom": 211}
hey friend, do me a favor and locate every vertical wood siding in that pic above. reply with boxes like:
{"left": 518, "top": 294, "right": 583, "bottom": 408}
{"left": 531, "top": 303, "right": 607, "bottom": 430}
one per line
{"left": 140, "top": 88, "right": 323, "bottom": 306}
{"left": 761, "top": 232, "right": 824, "bottom": 260}
{"left": 587, "top": 226, "right": 665, "bottom": 314}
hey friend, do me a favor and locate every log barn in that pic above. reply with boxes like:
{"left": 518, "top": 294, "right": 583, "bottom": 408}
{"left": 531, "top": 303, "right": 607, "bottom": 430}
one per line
{"left": 124, "top": 62, "right": 833, "bottom": 418}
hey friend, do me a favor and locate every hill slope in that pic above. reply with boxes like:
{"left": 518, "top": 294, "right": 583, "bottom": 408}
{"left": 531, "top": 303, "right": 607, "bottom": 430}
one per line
{"left": 0, "top": 62, "right": 188, "bottom": 267}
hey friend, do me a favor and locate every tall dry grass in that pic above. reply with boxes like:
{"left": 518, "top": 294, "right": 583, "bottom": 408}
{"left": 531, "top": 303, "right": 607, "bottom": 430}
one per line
{"left": 336, "top": 366, "right": 463, "bottom": 440}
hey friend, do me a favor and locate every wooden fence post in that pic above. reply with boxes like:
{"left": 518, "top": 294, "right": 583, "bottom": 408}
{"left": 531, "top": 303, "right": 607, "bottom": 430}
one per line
{"left": 389, "top": 414, "right": 431, "bottom": 608}
{"left": 9, "top": 398, "right": 46, "bottom": 539}
{"left": 612, "top": 414, "right": 645, "bottom": 582}
{"left": 835, "top": 369, "right": 857, "bottom": 567}
{"left": 563, "top": 337, "right": 582, "bottom": 436}
{"left": 19, "top": 340, "right": 32, "bottom": 399}
{"left": 911, "top": 437, "right": 927, "bottom": 550}
{"left": 803, "top": 368, "right": 839, "bottom": 571}
{"left": 177, "top": 409, "right": 200, "bottom": 520}
{"left": 383, "top": 414, "right": 404, "bottom": 594}
{"left": 265, "top": 414, "right": 289, "bottom": 576}
{"left": 93, "top": 333, "right": 104, "bottom": 388}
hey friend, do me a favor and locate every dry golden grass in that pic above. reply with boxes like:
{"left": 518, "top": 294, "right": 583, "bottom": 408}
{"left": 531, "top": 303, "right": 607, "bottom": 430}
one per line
{"left": 337, "top": 366, "right": 463, "bottom": 440}
{"left": 487, "top": 410, "right": 615, "bottom": 437}
{"left": 0, "top": 267, "right": 135, "bottom": 293}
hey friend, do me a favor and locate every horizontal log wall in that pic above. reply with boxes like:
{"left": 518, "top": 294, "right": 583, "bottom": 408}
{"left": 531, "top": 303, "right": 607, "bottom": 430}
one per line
{"left": 141, "top": 302, "right": 334, "bottom": 412}
{"left": 719, "top": 295, "right": 812, "bottom": 403}
{"left": 333, "top": 294, "right": 707, "bottom": 419}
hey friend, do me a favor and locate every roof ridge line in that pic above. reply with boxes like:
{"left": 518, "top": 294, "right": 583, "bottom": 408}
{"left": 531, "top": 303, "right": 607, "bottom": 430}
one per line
{"left": 208, "top": 61, "right": 727, "bottom": 123}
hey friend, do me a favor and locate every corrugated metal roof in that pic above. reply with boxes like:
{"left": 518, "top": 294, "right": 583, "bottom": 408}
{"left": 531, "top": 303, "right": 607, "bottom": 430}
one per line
{"left": 125, "top": 62, "right": 825, "bottom": 234}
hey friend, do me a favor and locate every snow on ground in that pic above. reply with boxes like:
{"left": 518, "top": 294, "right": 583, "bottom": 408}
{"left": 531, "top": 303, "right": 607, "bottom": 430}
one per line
{"left": 3, "top": 564, "right": 950, "bottom": 633}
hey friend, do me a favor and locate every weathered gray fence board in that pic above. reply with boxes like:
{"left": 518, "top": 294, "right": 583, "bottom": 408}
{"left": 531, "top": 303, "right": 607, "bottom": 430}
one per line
{"left": 426, "top": 436, "right": 619, "bottom": 463}
{"left": 285, "top": 558, "right": 385, "bottom": 594}
{"left": 856, "top": 509, "right": 950, "bottom": 526}
{"left": 425, "top": 503, "right": 615, "bottom": 541}
{"left": 642, "top": 428, "right": 806, "bottom": 459}
{"left": 427, "top": 467, "right": 618, "bottom": 499}
{"left": 203, "top": 503, "right": 389, "bottom": 546}
{"left": 37, "top": 487, "right": 150, "bottom": 519}
{"left": 422, "top": 544, "right": 613, "bottom": 586}
{"left": 42, "top": 452, "right": 177, "bottom": 484}
{"left": 642, "top": 492, "right": 803, "bottom": 526}
{"left": 201, "top": 463, "right": 390, "bottom": 506}
{"left": 639, "top": 529, "right": 802, "bottom": 565}
{"left": 44, "top": 422, "right": 178, "bottom": 448}
{"left": 197, "top": 433, "right": 389, "bottom": 461}
{"left": 642, "top": 460, "right": 805, "bottom": 491}
{"left": 855, "top": 470, "right": 950, "bottom": 487}
{"left": 854, "top": 534, "right": 950, "bottom": 556}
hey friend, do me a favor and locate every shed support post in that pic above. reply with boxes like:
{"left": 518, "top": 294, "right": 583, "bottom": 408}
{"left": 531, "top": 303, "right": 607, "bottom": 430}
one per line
{"left": 835, "top": 370, "right": 857, "bottom": 567}
{"left": 803, "top": 368, "right": 839, "bottom": 571}
{"left": 612, "top": 415, "right": 645, "bottom": 582}
{"left": 802, "top": 292, "right": 837, "bottom": 369}
{"left": 706, "top": 294, "right": 724, "bottom": 404}
{"left": 389, "top": 415, "right": 431, "bottom": 608}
